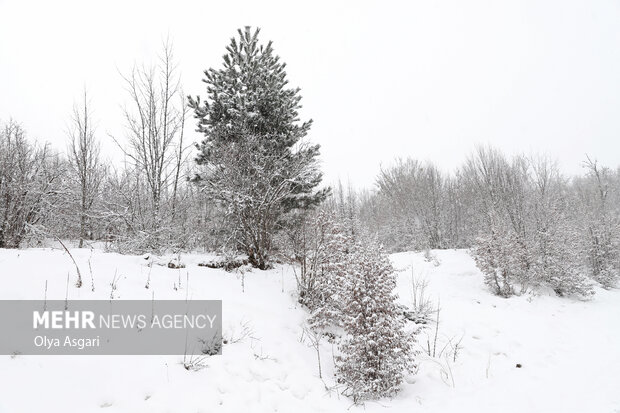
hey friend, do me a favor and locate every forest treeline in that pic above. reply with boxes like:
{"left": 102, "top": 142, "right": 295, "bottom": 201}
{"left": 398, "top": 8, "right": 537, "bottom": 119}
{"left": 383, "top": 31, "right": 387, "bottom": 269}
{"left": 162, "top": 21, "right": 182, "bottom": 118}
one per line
{"left": 0, "top": 29, "right": 618, "bottom": 295}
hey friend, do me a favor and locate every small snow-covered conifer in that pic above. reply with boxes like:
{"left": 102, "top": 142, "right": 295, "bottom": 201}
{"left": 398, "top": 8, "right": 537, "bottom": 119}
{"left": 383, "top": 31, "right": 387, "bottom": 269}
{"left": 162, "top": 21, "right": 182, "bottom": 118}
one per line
{"left": 336, "top": 239, "right": 416, "bottom": 402}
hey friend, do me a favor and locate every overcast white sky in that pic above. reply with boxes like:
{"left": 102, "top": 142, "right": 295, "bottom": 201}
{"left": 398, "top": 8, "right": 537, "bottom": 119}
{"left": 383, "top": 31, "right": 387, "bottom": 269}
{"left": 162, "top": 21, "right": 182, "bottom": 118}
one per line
{"left": 1, "top": 0, "right": 619, "bottom": 188}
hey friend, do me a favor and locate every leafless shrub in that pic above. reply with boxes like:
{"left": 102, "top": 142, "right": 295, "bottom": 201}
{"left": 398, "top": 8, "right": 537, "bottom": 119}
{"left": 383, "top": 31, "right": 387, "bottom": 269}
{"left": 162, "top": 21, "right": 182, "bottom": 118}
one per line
{"left": 423, "top": 248, "right": 441, "bottom": 266}
{"left": 404, "top": 270, "right": 433, "bottom": 324}
{"left": 224, "top": 320, "right": 255, "bottom": 345}
{"left": 109, "top": 269, "right": 120, "bottom": 300}
{"left": 182, "top": 353, "right": 208, "bottom": 371}
{"left": 301, "top": 326, "right": 324, "bottom": 379}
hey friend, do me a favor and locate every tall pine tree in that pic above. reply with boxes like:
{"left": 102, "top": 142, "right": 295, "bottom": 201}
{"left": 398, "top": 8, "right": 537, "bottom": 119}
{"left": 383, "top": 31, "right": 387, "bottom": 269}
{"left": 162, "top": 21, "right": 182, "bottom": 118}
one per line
{"left": 189, "top": 27, "right": 328, "bottom": 269}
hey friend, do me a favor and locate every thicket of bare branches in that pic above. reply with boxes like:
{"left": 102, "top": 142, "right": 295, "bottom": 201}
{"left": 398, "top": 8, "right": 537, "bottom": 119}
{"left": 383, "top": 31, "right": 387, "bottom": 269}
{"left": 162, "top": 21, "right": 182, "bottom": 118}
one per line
{"left": 0, "top": 120, "right": 64, "bottom": 248}
{"left": 573, "top": 158, "right": 620, "bottom": 288}
{"left": 108, "top": 40, "right": 190, "bottom": 252}
{"left": 364, "top": 146, "right": 618, "bottom": 295}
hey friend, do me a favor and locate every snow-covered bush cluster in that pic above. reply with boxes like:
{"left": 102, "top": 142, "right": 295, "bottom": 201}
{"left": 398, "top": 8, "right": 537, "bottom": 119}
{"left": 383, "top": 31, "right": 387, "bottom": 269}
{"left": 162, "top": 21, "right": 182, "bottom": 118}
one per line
{"left": 360, "top": 149, "right": 620, "bottom": 296}
{"left": 468, "top": 150, "right": 616, "bottom": 296}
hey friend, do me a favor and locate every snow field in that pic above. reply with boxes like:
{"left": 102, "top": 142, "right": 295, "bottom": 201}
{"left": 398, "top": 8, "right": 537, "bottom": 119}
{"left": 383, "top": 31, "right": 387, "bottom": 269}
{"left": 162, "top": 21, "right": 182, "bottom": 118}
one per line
{"left": 0, "top": 248, "right": 618, "bottom": 412}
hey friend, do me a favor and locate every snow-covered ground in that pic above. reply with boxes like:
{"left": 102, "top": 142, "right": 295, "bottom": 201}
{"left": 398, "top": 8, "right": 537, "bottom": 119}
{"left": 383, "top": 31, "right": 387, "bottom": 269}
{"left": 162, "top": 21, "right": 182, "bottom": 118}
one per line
{"left": 0, "top": 247, "right": 618, "bottom": 413}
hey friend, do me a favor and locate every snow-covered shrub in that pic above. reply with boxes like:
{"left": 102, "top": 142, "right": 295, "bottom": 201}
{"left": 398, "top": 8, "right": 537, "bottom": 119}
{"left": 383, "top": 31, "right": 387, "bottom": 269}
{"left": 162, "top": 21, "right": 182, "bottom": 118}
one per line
{"left": 581, "top": 223, "right": 619, "bottom": 289}
{"left": 531, "top": 216, "right": 594, "bottom": 297}
{"left": 467, "top": 149, "right": 530, "bottom": 296}
{"left": 408, "top": 273, "right": 433, "bottom": 324}
{"left": 527, "top": 159, "right": 595, "bottom": 297}
{"left": 167, "top": 258, "right": 185, "bottom": 269}
{"left": 573, "top": 158, "right": 620, "bottom": 289}
{"left": 470, "top": 150, "right": 599, "bottom": 298}
{"left": 304, "top": 210, "right": 352, "bottom": 330}
{"left": 472, "top": 220, "right": 530, "bottom": 297}
{"left": 198, "top": 253, "right": 249, "bottom": 272}
{"left": 336, "top": 240, "right": 416, "bottom": 402}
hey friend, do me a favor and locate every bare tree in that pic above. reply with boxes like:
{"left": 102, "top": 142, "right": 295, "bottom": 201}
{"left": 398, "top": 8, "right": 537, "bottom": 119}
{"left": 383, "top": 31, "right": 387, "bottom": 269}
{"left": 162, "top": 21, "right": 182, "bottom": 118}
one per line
{"left": 111, "top": 39, "right": 188, "bottom": 246}
{"left": 67, "top": 90, "right": 102, "bottom": 247}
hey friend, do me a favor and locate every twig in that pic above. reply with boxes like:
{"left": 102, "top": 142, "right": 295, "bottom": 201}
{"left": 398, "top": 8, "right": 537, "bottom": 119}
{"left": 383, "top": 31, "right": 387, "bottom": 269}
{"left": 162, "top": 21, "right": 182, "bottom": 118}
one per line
{"left": 88, "top": 258, "right": 95, "bottom": 292}
{"left": 55, "top": 236, "right": 83, "bottom": 288}
{"left": 43, "top": 280, "right": 48, "bottom": 311}
{"left": 432, "top": 298, "right": 441, "bottom": 357}
{"left": 109, "top": 269, "right": 120, "bottom": 300}
{"left": 64, "top": 273, "right": 70, "bottom": 310}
